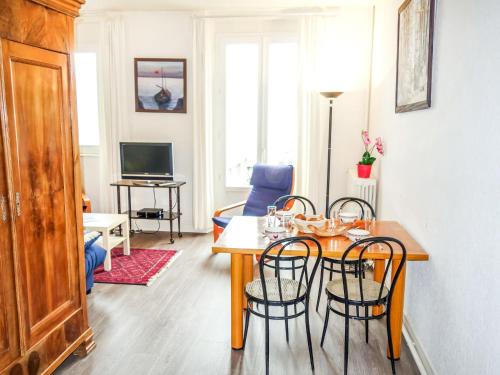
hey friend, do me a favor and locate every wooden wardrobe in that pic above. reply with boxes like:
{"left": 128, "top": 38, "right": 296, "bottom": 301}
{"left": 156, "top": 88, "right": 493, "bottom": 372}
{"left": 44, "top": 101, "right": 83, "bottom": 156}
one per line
{"left": 0, "top": 0, "right": 93, "bottom": 374}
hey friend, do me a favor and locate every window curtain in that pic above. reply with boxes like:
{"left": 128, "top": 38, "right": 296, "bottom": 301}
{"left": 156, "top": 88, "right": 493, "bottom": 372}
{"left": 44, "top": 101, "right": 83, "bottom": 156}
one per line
{"left": 296, "top": 16, "right": 329, "bottom": 213}
{"left": 97, "top": 14, "right": 128, "bottom": 212}
{"left": 192, "top": 18, "right": 215, "bottom": 231}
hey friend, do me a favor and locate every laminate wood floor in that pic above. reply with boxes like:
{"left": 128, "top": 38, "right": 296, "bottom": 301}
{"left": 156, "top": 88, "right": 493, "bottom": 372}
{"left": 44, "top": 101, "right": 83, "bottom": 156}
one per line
{"left": 57, "top": 232, "right": 420, "bottom": 375}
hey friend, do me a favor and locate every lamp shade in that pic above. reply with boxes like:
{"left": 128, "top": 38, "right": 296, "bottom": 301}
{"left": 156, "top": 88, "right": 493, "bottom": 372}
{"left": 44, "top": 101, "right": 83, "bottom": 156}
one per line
{"left": 320, "top": 91, "right": 344, "bottom": 98}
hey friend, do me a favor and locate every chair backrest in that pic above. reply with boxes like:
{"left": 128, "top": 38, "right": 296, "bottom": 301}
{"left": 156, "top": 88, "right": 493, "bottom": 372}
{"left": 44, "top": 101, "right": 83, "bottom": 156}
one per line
{"left": 328, "top": 197, "right": 376, "bottom": 220}
{"left": 340, "top": 237, "right": 407, "bottom": 307}
{"left": 273, "top": 195, "right": 317, "bottom": 215}
{"left": 258, "top": 236, "right": 322, "bottom": 305}
{"left": 243, "top": 164, "right": 294, "bottom": 216}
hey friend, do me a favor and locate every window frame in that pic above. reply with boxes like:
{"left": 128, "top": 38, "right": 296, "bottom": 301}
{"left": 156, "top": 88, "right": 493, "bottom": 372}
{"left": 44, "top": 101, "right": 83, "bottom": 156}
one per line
{"left": 217, "top": 33, "right": 298, "bottom": 189}
{"left": 74, "top": 50, "right": 101, "bottom": 148}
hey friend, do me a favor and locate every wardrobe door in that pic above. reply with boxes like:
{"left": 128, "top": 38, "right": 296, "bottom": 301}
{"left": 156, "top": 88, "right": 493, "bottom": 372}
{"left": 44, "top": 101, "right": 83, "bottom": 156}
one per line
{"left": 0, "top": 105, "right": 20, "bottom": 371}
{"left": 1, "top": 39, "right": 84, "bottom": 349}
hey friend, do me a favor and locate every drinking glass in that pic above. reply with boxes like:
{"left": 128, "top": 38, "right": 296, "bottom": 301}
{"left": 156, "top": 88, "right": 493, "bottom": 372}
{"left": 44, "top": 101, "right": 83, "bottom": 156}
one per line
{"left": 282, "top": 213, "right": 293, "bottom": 233}
{"left": 267, "top": 205, "right": 277, "bottom": 227}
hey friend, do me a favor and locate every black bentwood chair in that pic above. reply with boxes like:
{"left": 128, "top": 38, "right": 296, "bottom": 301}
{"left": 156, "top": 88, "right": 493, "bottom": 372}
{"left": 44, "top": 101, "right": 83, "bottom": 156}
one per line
{"left": 316, "top": 197, "right": 376, "bottom": 312}
{"left": 320, "top": 237, "right": 407, "bottom": 375}
{"left": 243, "top": 236, "right": 322, "bottom": 375}
{"left": 264, "top": 195, "right": 317, "bottom": 283}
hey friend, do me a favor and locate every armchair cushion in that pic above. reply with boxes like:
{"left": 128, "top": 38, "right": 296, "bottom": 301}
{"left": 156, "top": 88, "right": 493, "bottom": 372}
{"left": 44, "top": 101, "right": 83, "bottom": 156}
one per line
{"left": 212, "top": 216, "right": 232, "bottom": 228}
{"left": 243, "top": 164, "right": 294, "bottom": 216}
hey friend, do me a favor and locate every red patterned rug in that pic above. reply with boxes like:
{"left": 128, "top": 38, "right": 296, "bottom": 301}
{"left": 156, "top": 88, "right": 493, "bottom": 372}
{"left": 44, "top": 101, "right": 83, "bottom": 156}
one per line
{"left": 94, "top": 248, "right": 181, "bottom": 286}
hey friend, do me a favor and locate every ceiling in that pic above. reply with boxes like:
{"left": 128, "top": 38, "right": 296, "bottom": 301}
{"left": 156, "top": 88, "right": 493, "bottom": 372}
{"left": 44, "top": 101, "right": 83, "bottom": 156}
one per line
{"left": 82, "top": 0, "right": 374, "bottom": 12}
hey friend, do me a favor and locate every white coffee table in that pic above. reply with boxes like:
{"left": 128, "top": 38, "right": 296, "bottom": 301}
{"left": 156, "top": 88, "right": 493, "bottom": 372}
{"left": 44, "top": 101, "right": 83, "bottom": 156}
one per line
{"left": 83, "top": 213, "right": 130, "bottom": 271}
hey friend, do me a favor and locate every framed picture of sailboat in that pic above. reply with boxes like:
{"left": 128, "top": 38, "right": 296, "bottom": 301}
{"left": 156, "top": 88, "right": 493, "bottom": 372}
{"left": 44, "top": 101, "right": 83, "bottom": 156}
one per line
{"left": 134, "top": 58, "right": 187, "bottom": 113}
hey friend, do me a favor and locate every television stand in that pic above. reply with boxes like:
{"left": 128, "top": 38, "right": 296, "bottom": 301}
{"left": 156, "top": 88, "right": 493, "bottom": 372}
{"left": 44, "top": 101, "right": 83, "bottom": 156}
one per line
{"left": 111, "top": 179, "right": 186, "bottom": 244}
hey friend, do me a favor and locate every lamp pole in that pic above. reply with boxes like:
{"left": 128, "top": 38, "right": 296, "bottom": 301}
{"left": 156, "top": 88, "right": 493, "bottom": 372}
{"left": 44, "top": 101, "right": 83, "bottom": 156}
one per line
{"left": 320, "top": 92, "right": 343, "bottom": 217}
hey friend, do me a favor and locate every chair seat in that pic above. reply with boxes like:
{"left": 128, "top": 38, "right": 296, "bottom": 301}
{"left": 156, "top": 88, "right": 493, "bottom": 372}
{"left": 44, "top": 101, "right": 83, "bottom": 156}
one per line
{"left": 212, "top": 216, "right": 232, "bottom": 228}
{"left": 324, "top": 257, "right": 365, "bottom": 264}
{"left": 326, "top": 278, "right": 389, "bottom": 303}
{"left": 245, "top": 277, "right": 306, "bottom": 303}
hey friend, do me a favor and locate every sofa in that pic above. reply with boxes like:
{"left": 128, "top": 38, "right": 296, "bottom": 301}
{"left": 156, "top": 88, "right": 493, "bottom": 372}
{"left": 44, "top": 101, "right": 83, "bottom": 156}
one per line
{"left": 84, "top": 231, "right": 106, "bottom": 293}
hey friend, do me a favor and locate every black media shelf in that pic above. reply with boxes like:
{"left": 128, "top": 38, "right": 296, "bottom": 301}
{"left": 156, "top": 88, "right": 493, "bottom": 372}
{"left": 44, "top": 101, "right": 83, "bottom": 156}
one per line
{"left": 111, "top": 180, "right": 186, "bottom": 244}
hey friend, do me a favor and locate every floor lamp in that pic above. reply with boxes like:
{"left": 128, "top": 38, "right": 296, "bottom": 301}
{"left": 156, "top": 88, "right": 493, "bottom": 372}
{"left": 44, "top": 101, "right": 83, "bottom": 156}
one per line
{"left": 320, "top": 91, "right": 344, "bottom": 217}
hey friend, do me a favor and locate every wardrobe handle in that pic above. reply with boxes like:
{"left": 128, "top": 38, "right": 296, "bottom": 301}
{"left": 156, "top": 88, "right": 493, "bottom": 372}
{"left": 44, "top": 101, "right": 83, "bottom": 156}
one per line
{"left": 0, "top": 195, "right": 6, "bottom": 222}
{"left": 15, "top": 192, "right": 21, "bottom": 217}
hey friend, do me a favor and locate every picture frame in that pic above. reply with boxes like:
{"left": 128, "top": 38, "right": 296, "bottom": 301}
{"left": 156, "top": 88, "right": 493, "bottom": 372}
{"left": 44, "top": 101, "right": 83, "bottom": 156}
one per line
{"left": 395, "top": 0, "right": 436, "bottom": 113}
{"left": 134, "top": 58, "right": 187, "bottom": 113}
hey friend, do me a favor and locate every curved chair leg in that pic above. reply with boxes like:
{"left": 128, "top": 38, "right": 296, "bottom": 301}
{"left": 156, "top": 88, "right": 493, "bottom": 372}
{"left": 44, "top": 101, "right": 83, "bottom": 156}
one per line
{"left": 265, "top": 306, "right": 270, "bottom": 375}
{"left": 344, "top": 311, "right": 350, "bottom": 375}
{"left": 243, "top": 308, "right": 251, "bottom": 349}
{"left": 284, "top": 306, "right": 289, "bottom": 342}
{"left": 316, "top": 259, "right": 325, "bottom": 312}
{"left": 292, "top": 259, "right": 296, "bottom": 280}
{"left": 320, "top": 302, "right": 330, "bottom": 347}
{"left": 305, "top": 265, "right": 309, "bottom": 285}
{"left": 365, "top": 306, "right": 369, "bottom": 344}
{"left": 305, "top": 302, "right": 315, "bottom": 371}
{"left": 387, "top": 310, "right": 396, "bottom": 374}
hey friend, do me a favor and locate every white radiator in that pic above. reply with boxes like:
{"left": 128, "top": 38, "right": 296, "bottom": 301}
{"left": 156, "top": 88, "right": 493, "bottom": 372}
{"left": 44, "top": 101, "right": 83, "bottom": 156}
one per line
{"left": 346, "top": 169, "right": 377, "bottom": 214}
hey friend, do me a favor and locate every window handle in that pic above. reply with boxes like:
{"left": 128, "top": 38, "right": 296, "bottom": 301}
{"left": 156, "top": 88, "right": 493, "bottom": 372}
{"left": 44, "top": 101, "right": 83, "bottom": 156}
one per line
{"left": 1, "top": 195, "right": 6, "bottom": 222}
{"left": 15, "top": 192, "right": 21, "bottom": 217}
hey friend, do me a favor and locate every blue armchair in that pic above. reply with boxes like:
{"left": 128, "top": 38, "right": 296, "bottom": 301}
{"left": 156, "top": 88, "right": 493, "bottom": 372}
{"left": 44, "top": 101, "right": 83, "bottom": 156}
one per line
{"left": 212, "top": 164, "right": 294, "bottom": 241}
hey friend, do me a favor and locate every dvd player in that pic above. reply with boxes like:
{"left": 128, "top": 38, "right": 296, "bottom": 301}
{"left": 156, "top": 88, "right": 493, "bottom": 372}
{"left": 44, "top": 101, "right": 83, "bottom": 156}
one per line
{"left": 136, "top": 208, "right": 163, "bottom": 219}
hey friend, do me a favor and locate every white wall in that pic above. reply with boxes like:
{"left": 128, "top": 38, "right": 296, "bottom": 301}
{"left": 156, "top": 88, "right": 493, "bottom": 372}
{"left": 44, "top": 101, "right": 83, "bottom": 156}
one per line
{"left": 369, "top": 1, "right": 500, "bottom": 374}
{"left": 121, "top": 12, "right": 194, "bottom": 232}
{"left": 77, "top": 8, "right": 373, "bottom": 226}
{"left": 77, "top": 12, "right": 196, "bottom": 232}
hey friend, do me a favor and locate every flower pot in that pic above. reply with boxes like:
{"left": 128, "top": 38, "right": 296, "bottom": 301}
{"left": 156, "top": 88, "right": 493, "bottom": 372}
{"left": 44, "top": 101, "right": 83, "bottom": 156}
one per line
{"left": 357, "top": 164, "right": 372, "bottom": 178}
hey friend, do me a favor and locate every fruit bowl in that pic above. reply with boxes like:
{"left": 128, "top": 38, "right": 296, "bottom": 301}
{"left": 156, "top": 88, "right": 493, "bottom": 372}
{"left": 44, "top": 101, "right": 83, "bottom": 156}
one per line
{"left": 293, "top": 214, "right": 327, "bottom": 233}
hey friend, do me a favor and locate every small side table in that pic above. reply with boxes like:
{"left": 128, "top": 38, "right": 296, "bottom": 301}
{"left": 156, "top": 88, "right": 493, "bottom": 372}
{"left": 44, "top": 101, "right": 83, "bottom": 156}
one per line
{"left": 83, "top": 213, "right": 131, "bottom": 271}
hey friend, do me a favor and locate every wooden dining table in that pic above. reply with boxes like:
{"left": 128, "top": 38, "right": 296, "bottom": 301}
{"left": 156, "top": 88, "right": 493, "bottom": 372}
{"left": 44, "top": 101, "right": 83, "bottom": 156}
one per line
{"left": 211, "top": 216, "right": 429, "bottom": 360}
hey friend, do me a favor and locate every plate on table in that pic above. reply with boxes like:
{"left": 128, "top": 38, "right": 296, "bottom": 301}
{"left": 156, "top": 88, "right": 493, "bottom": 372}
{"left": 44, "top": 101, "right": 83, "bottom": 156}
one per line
{"left": 347, "top": 228, "right": 370, "bottom": 242}
{"left": 339, "top": 212, "right": 359, "bottom": 223}
{"left": 264, "top": 226, "right": 286, "bottom": 240}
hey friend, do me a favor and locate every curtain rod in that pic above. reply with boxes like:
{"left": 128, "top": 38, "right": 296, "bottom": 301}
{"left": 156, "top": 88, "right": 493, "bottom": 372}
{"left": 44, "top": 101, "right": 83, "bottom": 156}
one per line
{"left": 193, "top": 13, "right": 339, "bottom": 19}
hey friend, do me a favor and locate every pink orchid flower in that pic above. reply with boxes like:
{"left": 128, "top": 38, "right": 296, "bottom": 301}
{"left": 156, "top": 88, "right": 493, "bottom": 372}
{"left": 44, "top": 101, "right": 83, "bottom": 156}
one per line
{"left": 375, "top": 137, "right": 384, "bottom": 155}
{"left": 361, "top": 130, "right": 371, "bottom": 146}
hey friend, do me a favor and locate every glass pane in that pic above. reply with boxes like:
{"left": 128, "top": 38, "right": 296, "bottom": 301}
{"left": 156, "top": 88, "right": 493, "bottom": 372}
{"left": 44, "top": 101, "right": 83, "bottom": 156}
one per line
{"left": 75, "top": 52, "right": 100, "bottom": 146}
{"left": 225, "top": 43, "right": 259, "bottom": 187}
{"left": 266, "top": 42, "right": 298, "bottom": 166}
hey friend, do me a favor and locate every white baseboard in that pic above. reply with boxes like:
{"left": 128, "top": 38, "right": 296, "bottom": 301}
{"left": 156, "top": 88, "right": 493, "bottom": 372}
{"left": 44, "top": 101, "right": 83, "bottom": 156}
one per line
{"left": 403, "top": 315, "right": 436, "bottom": 375}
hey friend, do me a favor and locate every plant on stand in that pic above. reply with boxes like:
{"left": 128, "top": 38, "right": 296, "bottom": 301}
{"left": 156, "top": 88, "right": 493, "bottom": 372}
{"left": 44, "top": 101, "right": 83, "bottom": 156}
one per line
{"left": 358, "top": 130, "right": 384, "bottom": 178}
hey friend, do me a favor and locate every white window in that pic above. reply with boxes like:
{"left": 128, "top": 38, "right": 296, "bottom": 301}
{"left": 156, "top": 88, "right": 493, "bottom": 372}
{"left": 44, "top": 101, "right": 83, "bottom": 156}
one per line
{"left": 74, "top": 52, "right": 100, "bottom": 146}
{"left": 222, "top": 37, "right": 298, "bottom": 188}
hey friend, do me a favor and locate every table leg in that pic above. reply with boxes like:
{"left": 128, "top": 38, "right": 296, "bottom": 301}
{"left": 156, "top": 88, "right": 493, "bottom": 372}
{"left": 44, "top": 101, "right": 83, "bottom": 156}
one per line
{"left": 372, "top": 259, "right": 385, "bottom": 316}
{"left": 168, "top": 188, "right": 174, "bottom": 244}
{"left": 387, "top": 259, "right": 406, "bottom": 360}
{"left": 123, "top": 220, "right": 130, "bottom": 256}
{"left": 242, "top": 255, "right": 254, "bottom": 309}
{"left": 116, "top": 186, "right": 122, "bottom": 236}
{"left": 127, "top": 187, "right": 132, "bottom": 234}
{"left": 177, "top": 186, "right": 182, "bottom": 237}
{"left": 231, "top": 253, "right": 244, "bottom": 349}
{"left": 116, "top": 186, "right": 121, "bottom": 213}
{"left": 103, "top": 232, "right": 112, "bottom": 271}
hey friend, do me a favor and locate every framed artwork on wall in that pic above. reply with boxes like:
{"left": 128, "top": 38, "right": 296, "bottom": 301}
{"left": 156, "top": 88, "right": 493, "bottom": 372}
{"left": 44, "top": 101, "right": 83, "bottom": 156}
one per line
{"left": 395, "top": 0, "right": 436, "bottom": 113}
{"left": 134, "top": 58, "right": 187, "bottom": 113}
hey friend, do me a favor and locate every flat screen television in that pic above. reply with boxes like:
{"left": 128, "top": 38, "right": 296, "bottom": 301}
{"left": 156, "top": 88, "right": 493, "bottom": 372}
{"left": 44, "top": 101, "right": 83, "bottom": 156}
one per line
{"left": 120, "top": 142, "right": 174, "bottom": 180}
